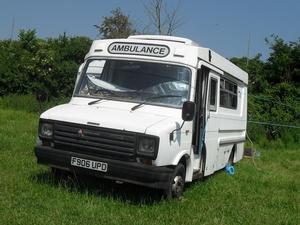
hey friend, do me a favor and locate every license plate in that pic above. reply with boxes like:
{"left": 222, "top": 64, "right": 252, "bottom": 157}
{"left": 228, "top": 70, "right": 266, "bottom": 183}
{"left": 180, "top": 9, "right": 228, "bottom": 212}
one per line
{"left": 71, "top": 157, "right": 108, "bottom": 172}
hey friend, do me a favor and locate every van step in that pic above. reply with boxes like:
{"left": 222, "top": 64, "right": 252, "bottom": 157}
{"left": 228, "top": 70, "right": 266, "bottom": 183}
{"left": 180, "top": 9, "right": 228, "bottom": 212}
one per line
{"left": 193, "top": 169, "right": 200, "bottom": 173}
{"left": 192, "top": 169, "right": 203, "bottom": 180}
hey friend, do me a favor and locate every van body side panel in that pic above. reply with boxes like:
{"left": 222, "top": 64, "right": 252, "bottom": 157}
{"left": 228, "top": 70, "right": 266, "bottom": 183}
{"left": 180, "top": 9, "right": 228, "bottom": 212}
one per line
{"left": 198, "top": 68, "right": 247, "bottom": 176}
{"left": 216, "top": 79, "right": 247, "bottom": 169}
{"left": 146, "top": 119, "right": 194, "bottom": 167}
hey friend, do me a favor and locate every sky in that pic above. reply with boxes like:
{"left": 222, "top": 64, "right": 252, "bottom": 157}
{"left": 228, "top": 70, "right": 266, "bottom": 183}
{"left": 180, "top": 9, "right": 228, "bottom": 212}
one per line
{"left": 1, "top": 0, "right": 299, "bottom": 60}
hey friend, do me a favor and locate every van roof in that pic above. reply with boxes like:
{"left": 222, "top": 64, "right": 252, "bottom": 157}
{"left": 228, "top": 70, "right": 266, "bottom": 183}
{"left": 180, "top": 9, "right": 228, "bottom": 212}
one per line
{"left": 128, "top": 35, "right": 200, "bottom": 47}
{"left": 87, "top": 35, "right": 248, "bottom": 84}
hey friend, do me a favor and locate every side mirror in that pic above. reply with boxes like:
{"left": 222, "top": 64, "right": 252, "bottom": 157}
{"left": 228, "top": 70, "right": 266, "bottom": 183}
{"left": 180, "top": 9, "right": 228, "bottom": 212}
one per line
{"left": 170, "top": 101, "right": 196, "bottom": 141}
{"left": 182, "top": 101, "right": 195, "bottom": 121}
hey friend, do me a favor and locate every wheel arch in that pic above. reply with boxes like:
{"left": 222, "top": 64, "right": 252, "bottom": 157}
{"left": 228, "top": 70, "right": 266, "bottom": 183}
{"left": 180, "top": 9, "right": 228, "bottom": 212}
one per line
{"left": 171, "top": 150, "right": 193, "bottom": 182}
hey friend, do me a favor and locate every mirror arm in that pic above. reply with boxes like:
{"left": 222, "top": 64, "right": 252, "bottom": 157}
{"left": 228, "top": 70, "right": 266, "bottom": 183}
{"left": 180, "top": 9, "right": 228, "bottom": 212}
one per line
{"left": 169, "top": 120, "right": 185, "bottom": 141}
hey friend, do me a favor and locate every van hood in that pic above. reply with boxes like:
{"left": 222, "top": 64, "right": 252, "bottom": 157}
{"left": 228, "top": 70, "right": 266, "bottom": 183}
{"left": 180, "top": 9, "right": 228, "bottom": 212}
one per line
{"left": 40, "top": 101, "right": 176, "bottom": 133}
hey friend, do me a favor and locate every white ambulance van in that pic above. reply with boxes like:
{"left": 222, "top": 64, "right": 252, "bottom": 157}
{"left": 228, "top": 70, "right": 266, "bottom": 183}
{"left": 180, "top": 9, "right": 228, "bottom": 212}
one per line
{"left": 35, "top": 35, "right": 248, "bottom": 198}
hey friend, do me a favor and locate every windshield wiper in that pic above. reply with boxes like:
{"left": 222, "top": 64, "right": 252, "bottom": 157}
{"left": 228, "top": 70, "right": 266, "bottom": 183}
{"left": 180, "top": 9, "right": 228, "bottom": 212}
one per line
{"left": 131, "top": 95, "right": 182, "bottom": 111}
{"left": 88, "top": 98, "right": 103, "bottom": 105}
{"left": 88, "top": 89, "right": 122, "bottom": 105}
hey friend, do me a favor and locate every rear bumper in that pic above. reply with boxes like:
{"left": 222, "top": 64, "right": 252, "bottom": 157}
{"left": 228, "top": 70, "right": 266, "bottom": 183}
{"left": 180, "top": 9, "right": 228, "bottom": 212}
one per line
{"left": 35, "top": 146, "right": 173, "bottom": 189}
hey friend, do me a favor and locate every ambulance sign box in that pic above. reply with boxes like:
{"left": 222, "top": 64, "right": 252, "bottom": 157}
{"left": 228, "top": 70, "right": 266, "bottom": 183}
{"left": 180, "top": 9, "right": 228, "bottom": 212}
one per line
{"left": 108, "top": 42, "right": 170, "bottom": 57}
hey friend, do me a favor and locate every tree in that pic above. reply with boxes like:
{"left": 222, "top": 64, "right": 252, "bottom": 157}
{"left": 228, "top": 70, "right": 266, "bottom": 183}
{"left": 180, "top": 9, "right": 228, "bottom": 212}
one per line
{"left": 143, "top": 0, "right": 183, "bottom": 35}
{"left": 265, "top": 35, "right": 300, "bottom": 84}
{"left": 230, "top": 36, "right": 300, "bottom": 142}
{"left": 95, "top": 8, "right": 136, "bottom": 39}
{"left": 231, "top": 54, "right": 267, "bottom": 93}
{"left": 0, "top": 30, "right": 92, "bottom": 98}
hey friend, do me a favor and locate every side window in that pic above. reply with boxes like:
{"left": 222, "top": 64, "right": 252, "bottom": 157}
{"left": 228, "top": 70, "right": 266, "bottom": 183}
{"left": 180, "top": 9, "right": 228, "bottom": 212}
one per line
{"left": 220, "top": 78, "right": 238, "bottom": 109}
{"left": 86, "top": 60, "right": 106, "bottom": 79}
{"left": 209, "top": 78, "right": 218, "bottom": 111}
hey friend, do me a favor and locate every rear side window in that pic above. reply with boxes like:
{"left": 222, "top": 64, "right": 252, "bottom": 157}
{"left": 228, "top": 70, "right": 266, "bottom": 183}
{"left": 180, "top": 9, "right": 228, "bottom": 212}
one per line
{"left": 209, "top": 78, "right": 217, "bottom": 111}
{"left": 220, "top": 78, "right": 237, "bottom": 109}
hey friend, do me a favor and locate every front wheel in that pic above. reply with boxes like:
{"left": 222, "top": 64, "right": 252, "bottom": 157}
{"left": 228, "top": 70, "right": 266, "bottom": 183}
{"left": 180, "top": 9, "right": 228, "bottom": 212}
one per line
{"left": 164, "top": 163, "right": 186, "bottom": 199}
{"left": 51, "top": 167, "right": 69, "bottom": 180}
{"left": 51, "top": 167, "right": 62, "bottom": 177}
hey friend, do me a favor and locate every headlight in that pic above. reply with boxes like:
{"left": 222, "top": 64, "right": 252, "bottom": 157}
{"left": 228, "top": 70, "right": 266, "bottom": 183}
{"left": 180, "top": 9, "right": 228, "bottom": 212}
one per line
{"left": 137, "top": 136, "right": 159, "bottom": 159}
{"left": 139, "top": 138, "right": 155, "bottom": 153}
{"left": 39, "top": 123, "right": 53, "bottom": 138}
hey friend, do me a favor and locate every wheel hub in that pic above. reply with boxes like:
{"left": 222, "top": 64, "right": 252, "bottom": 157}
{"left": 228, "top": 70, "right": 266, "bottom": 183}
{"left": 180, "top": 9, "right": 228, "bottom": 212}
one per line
{"left": 171, "top": 175, "right": 184, "bottom": 197}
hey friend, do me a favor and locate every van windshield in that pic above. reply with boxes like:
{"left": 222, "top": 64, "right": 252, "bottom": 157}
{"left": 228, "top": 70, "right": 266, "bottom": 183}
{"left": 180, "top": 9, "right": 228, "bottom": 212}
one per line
{"left": 75, "top": 59, "right": 191, "bottom": 108}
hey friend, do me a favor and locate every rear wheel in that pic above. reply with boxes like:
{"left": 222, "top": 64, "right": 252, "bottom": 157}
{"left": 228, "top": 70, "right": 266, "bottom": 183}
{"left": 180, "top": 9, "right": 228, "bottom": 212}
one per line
{"left": 227, "top": 149, "right": 235, "bottom": 166}
{"left": 164, "top": 163, "right": 186, "bottom": 199}
{"left": 199, "top": 150, "right": 206, "bottom": 179}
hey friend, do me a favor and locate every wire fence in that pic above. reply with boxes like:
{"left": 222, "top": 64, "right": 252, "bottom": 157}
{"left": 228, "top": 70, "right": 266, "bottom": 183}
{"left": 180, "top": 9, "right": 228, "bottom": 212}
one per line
{"left": 248, "top": 120, "right": 300, "bottom": 129}
{"left": 248, "top": 94, "right": 300, "bottom": 129}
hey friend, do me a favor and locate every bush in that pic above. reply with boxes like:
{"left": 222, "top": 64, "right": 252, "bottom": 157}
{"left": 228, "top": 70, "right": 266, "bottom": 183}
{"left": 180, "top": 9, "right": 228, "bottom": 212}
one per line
{"left": 0, "top": 30, "right": 92, "bottom": 99}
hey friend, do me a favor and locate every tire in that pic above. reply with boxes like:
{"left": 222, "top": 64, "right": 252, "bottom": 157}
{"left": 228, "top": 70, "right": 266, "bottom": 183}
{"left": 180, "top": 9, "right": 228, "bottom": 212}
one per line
{"left": 199, "top": 151, "right": 206, "bottom": 179}
{"left": 51, "top": 167, "right": 60, "bottom": 176}
{"left": 164, "top": 163, "right": 186, "bottom": 199}
{"left": 51, "top": 167, "right": 75, "bottom": 187}
{"left": 227, "top": 149, "right": 234, "bottom": 166}
{"left": 51, "top": 167, "right": 67, "bottom": 179}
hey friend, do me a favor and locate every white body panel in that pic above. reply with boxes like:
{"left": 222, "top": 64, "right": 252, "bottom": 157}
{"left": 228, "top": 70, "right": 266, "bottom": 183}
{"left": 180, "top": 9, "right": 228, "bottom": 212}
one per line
{"left": 203, "top": 70, "right": 247, "bottom": 176}
{"left": 40, "top": 35, "right": 248, "bottom": 183}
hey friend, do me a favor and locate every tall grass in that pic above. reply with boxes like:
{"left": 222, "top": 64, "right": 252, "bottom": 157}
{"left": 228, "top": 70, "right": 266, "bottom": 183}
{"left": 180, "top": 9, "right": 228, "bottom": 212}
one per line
{"left": 0, "top": 107, "right": 299, "bottom": 225}
{"left": 0, "top": 94, "right": 69, "bottom": 113}
{"left": 247, "top": 122, "right": 300, "bottom": 150}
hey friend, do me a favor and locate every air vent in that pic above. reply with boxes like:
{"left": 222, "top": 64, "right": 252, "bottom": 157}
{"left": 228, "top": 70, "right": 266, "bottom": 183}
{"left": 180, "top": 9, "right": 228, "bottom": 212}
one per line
{"left": 128, "top": 35, "right": 200, "bottom": 47}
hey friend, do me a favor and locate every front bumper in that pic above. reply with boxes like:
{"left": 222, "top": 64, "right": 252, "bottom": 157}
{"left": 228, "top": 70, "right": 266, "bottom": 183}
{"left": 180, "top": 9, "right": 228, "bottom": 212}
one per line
{"left": 35, "top": 146, "right": 173, "bottom": 189}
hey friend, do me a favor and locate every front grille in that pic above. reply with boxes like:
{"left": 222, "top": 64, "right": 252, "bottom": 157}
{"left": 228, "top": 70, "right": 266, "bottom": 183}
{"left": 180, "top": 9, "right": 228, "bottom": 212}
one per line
{"left": 53, "top": 122, "right": 137, "bottom": 160}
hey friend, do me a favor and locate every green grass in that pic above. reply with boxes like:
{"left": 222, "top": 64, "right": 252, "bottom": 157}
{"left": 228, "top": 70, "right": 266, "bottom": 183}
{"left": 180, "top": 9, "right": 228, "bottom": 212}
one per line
{"left": 0, "top": 107, "right": 299, "bottom": 225}
{"left": 0, "top": 94, "right": 69, "bottom": 113}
